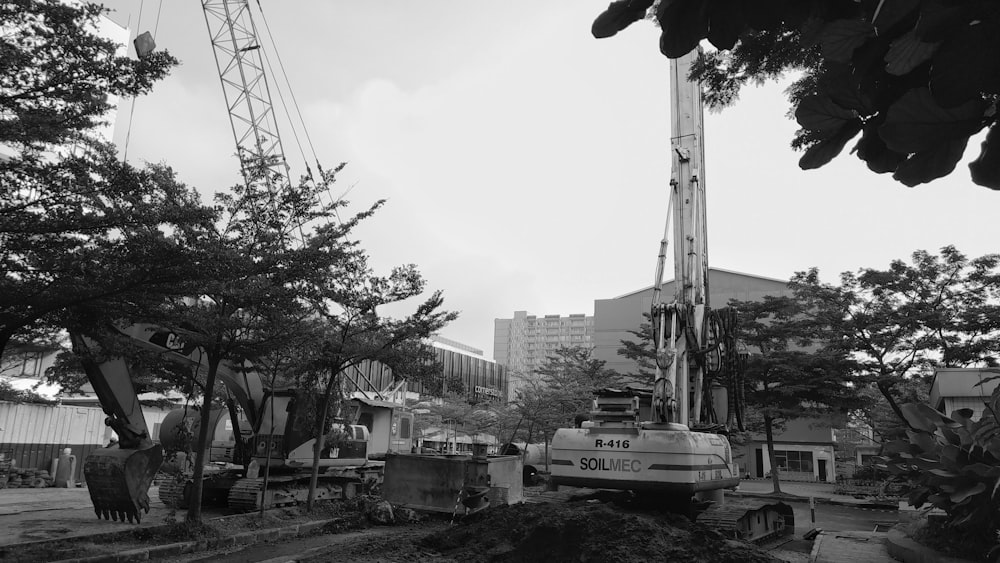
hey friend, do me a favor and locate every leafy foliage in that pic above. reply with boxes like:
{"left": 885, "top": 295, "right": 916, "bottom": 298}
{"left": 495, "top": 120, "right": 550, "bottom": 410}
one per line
{"left": 616, "top": 313, "right": 657, "bottom": 386}
{"left": 876, "top": 386, "right": 1000, "bottom": 558}
{"left": 0, "top": 1, "right": 208, "bottom": 360}
{"left": 500, "top": 346, "right": 625, "bottom": 447}
{"left": 592, "top": 0, "right": 1000, "bottom": 188}
{"left": 791, "top": 246, "right": 1000, "bottom": 426}
{"left": 734, "top": 295, "right": 860, "bottom": 492}
{"left": 0, "top": 379, "right": 56, "bottom": 404}
{"left": 536, "top": 346, "right": 626, "bottom": 425}
{"left": 417, "top": 393, "right": 500, "bottom": 450}
{"left": 852, "top": 377, "right": 930, "bottom": 443}
{"left": 1, "top": 0, "right": 176, "bottom": 150}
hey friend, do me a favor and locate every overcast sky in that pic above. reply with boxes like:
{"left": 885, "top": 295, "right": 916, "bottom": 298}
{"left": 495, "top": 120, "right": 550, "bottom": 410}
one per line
{"left": 100, "top": 1, "right": 1000, "bottom": 358}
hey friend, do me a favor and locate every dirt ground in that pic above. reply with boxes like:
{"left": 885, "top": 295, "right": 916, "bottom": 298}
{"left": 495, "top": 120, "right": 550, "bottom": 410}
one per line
{"left": 169, "top": 497, "right": 787, "bottom": 563}
{"left": 0, "top": 486, "right": 802, "bottom": 563}
{"left": 0, "top": 486, "right": 200, "bottom": 546}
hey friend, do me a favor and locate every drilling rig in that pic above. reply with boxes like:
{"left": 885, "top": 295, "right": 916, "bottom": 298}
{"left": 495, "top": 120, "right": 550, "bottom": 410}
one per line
{"left": 549, "top": 50, "right": 793, "bottom": 543}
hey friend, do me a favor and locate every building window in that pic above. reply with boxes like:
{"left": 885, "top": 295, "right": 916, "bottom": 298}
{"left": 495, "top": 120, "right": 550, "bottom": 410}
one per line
{"left": 15, "top": 352, "right": 43, "bottom": 378}
{"left": 774, "top": 450, "right": 813, "bottom": 473}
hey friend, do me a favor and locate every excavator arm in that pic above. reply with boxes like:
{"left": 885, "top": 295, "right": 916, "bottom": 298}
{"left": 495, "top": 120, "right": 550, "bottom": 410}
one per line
{"left": 70, "top": 331, "right": 163, "bottom": 524}
{"left": 72, "top": 322, "right": 270, "bottom": 523}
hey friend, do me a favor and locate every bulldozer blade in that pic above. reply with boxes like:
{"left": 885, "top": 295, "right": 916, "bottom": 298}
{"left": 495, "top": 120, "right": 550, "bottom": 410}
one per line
{"left": 84, "top": 444, "right": 164, "bottom": 524}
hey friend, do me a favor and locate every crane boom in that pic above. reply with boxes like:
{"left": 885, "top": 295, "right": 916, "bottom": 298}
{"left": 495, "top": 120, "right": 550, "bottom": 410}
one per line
{"left": 201, "top": 0, "right": 292, "bottom": 196}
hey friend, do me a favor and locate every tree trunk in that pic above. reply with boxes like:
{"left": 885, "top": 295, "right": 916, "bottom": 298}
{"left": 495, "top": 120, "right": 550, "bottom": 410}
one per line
{"left": 186, "top": 353, "right": 222, "bottom": 523}
{"left": 543, "top": 431, "right": 549, "bottom": 472}
{"left": 876, "top": 377, "right": 914, "bottom": 431}
{"left": 504, "top": 416, "right": 524, "bottom": 452}
{"left": 763, "top": 412, "right": 782, "bottom": 495}
{"left": 307, "top": 370, "right": 336, "bottom": 511}
{"left": 0, "top": 329, "right": 12, "bottom": 366}
{"left": 259, "top": 383, "right": 277, "bottom": 518}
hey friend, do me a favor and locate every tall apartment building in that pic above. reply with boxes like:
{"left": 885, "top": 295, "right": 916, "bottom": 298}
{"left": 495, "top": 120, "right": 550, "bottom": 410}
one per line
{"left": 493, "top": 311, "right": 595, "bottom": 399}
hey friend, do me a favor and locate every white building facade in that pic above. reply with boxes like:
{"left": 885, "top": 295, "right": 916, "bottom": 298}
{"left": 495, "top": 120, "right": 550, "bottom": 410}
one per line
{"left": 493, "top": 311, "right": 594, "bottom": 401}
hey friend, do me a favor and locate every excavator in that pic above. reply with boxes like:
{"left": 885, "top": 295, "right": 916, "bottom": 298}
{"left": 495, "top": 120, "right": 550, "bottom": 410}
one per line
{"left": 549, "top": 49, "right": 793, "bottom": 543}
{"left": 73, "top": 323, "right": 405, "bottom": 523}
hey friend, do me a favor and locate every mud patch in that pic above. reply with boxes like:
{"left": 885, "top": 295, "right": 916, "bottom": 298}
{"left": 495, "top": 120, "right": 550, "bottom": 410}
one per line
{"left": 17, "top": 527, "right": 73, "bottom": 541}
{"left": 421, "top": 502, "right": 780, "bottom": 562}
{"left": 0, "top": 499, "right": 370, "bottom": 562}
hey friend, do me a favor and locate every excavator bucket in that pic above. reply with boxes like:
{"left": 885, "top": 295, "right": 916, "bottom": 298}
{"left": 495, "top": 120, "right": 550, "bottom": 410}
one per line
{"left": 84, "top": 444, "right": 163, "bottom": 523}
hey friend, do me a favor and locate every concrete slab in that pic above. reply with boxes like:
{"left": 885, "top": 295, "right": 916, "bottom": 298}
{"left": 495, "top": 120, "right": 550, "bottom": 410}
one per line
{"left": 810, "top": 531, "right": 896, "bottom": 563}
{"left": 0, "top": 485, "right": 226, "bottom": 546}
{"left": 735, "top": 480, "right": 895, "bottom": 507}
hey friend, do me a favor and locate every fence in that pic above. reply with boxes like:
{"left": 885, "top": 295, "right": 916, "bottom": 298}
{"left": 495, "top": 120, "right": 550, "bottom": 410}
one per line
{"left": 0, "top": 401, "right": 171, "bottom": 485}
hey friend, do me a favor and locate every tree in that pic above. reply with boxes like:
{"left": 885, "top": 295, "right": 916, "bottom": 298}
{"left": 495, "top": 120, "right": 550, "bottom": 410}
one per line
{"left": 420, "top": 393, "right": 499, "bottom": 452}
{"left": 734, "top": 295, "right": 860, "bottom": 494}
{"left": 536, "top": 346, "right": 626, "bottom": 428}
{"left": 591, "top": 1, "right": 1000, "bottom": 188}
{"left": 791, "top": 246, "right": 1000, "bottom": 429}
{"left": 126, "top": 162, "right": 369, "bottom": 523}
{"left": 506, "top": 377, "right": 566, "bottom": 448}
{"left": 1, "top": 1, "right": 175, "bottom": 150}
{"left": 0, "top": 379, "right": 56, "bottom": 404}
{"left": 852, "top": 377, "right": 930, "bottom": 444}
{"left": 616, "top": 313, "right": 657, "bottom": 386}
{"left": 877, "top": 384, "right": 1000, "bottom": 561}
{"left": 301, "top": 248, "right": 457, "bottom": 510}
{"left": 0, "top": 1, "right": 213, "bottom": 362}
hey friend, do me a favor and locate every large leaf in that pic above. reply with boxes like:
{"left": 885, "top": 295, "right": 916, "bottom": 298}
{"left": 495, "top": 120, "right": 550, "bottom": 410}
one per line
{"left": 936, "top": 425, "right": 962, "bottom": 448}
{"left": 853, "top": 119, "right": 906, "bottom": 174}
{"left": 879, "top": 88, "right": 985, "bottom": 154}
{"left": 907, "top": 430, "right": 941, "bottom": 454}
{"left": 950, "top": 481, "right": 987, "bottom": 504}
{"left": 910, "top": 456, "right": 942, "bottom": 471}
{"left": 908, "top": 486, "right": 931, "bottom": 508}
{"left": 799, "top": 17, "right": 826, "bottom": 47}
{"left": 795, "top": 95, "right": 857, "bottom": 132}
{"left": 951, "top": 408, "right": 976, "bottom": 425}
{"left": 882, "top": 439, "right": 914, "bottom": 455}
{"left": 798, "top": 119, "right": 863, "bottom": 169}
{"left": 872, "top": 0, "right": 919, "bottom": 36}
{"left": 969, "top": 125, "right": 1000, "bottom": 190}
{"left": 706, "top": 0, "right": 744, "bottom": 50}
{"left": 926, "top": 492, "right": 950, "bottom": 507}
{"left": 592, "top": 0, "right": 655, "bottom": 39}
{"left": 900, "top": 402, "right": 949, "bottom": 433}
{"left": 928, "top": 22, "right": 1000, "bottom": 108}
{"left": 938, "top": 444, "right": 966, "bottom": 469}
{"left": 884, "top": 31, "right": 939, "bottom": 76}
{"left": 656, "top": 0, "right": 710, "bottom": 58}
{"left": 816, "top": 64, "right": 874, "bottom": 114}
{"left": 962, "top": 463, "right": 1000, "bottom": 479}
{"left": 893, "top": 137, "right": 969, "bottom": 187}
{"left": 819, "top": 19, "right": 875, "bottom": 63}
{"left": 972, "top": 417, "right": 1000, "bottom": 449}
{"left": 914, "top": 1, "right": 969, "bottom": 42}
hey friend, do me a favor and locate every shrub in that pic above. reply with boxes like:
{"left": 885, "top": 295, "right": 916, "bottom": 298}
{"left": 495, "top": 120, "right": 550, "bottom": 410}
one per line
{"left": 876, "top": 382, "right": 1000, "bottom": 559}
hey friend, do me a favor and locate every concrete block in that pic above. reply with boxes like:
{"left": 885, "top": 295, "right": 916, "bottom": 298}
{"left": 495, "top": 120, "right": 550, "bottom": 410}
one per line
{"left": 233, "top": 531, "right": 257, "bottom": 545}
{"left": 383, "top": 453, "right": 523, "bottom": 512}
{"left": 145, "top": 542, "right": 191, "bottom": 557}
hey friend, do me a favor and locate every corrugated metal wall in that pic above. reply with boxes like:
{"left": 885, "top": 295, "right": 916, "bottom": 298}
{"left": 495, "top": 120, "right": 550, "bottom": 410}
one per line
{"left": 0, "top": 402, "right": 172, "bottom": 484}
{"left": 346, "top": 350, "right": 508, "bottom": 403}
